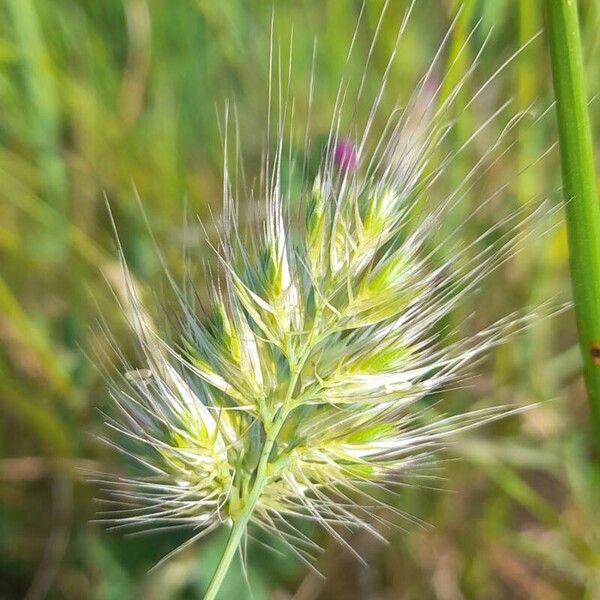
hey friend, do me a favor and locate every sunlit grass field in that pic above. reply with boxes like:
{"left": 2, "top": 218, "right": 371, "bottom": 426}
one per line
{"left": 0, "top": 0, "right": 599, "bottom": 598}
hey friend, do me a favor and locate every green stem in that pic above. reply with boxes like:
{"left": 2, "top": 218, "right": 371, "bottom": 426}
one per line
{"left": 516, "top": 0, "right": 540, "bottom": 205}
{"left": 204, "top": 409, "right": 291, "bottom": 599}
{"left": 203, "top": 444, "right": 271, "bottom": 600}
{"left": 204, "top": 363, "right": 303, "bottom": 599}
{"left": 545, "top": 0, "right": 600, "bottom": 453}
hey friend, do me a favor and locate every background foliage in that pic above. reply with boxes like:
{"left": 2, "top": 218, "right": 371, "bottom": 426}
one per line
{"left": 0, "top": 0, "right": 599, "bottom": 598}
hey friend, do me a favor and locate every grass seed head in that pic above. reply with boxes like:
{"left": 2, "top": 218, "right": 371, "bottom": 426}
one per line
{"left": 96, "top": 6, "right": 548, "bottom": 566}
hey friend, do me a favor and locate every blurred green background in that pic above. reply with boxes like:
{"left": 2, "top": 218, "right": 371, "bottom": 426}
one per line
{"left": 0, "top": 0, "right": 599, "bottom": 598}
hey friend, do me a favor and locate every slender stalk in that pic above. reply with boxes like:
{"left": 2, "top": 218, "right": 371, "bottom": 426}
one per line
{"left": 545, "top": 0, "right": 600, "bottom": 452}
{"left": 203, "top": 454, "right": 268, "bottom": 600}
{"left": 7, "top": 0, "right": 68, "bottom": 254}
{"left": 516, "top": 0, "right": 539, "bottom": 205}
{"left": 204, "top": 363, "right": 303, "bottom": 599}
{"left": 439, "top": 0, "right": 475, "bottom": 199}
{"left": 204, "top": 520, "right": 247, "bottom": 600}
{"left": 204, "top": 406, "right": 289, "bottom": 600}
{"left": 439, "top": 0, "right": 476, "bottom": 137}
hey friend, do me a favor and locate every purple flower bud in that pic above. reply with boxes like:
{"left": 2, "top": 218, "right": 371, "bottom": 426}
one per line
{"left": 333, "top": 138, "right": 357, "bottom": 172}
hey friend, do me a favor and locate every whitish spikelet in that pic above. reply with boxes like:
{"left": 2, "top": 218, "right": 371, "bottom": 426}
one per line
{"left": 95, "top": 2, "right": 553, "bottom": 570}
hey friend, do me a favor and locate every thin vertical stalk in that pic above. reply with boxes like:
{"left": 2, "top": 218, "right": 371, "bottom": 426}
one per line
{"left": 516, "top": 0, "right": 555, "bottom": 400}
{"left": 7, "top": 0, "right": 68, "bottom": 253}
{"left": 203, "top": 472, "right": 265, "bottom": 600}
{"left": 438, "top": 0, "right": 476, "bottom": 235}
{"left": 545, "top": 0, "right": 600, "bottom": 452}
{"left": 204, "top": 361, "right": 303, "bottom": 599}
{"left": 516, "top": 0, "right": 540, "bottom": 205}
{"left": 439, "top": 0, "right": 476, "bottom": 141}
{"left": 438, "top": 0, "right": 476, "bottom": 199}
{"left": 204, "top": 411, "right": 282, "bottom": 600}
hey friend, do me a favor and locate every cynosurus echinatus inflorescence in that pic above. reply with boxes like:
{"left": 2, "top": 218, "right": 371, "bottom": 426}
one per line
{"left": 93, "top": 2, "right": 553, "bottom": 597}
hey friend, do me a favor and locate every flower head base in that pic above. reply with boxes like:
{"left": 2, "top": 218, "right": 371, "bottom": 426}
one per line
{"left": 95, "top": 4, "right": 550, "bottom": 575}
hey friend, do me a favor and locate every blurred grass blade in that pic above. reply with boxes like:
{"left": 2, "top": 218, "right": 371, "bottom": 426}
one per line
{"left": 0, "top": 375, "right": 72, "bottom": 455}
{"left": 439, "top": 0, "right": 476, "bottom": 132}
{"left": 0, "top": 276, "right": 70, "bottom": 395}
{"left": 545, "top": 0, "right": 600, "bottom": 453}
{"left": 516, "top": 0, "right": 540, "bottom": 205}
{"left": 7, "top": 0, "right": 68, "bottom": 257}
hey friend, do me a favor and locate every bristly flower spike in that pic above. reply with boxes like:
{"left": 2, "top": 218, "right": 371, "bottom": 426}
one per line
{"left": 92, "top": 3, "right": 559, "bottom": 598}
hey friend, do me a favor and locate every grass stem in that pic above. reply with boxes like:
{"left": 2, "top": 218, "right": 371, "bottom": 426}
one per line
{"left": 203, "top": 483, "right": 260, "bottom": 600}
{"left": 204, "top": 416, "right": 281, "bottom": 600}
{"left": 545, "top": 0, "right": 600, "bottom": 453}
{"left": 204, "top": 364, "right": 302, "bottom": 598}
